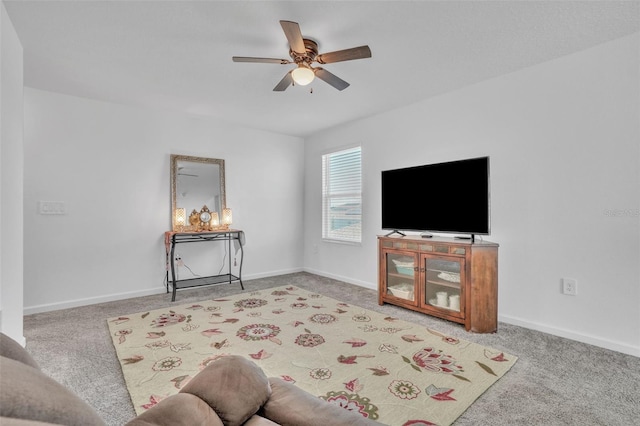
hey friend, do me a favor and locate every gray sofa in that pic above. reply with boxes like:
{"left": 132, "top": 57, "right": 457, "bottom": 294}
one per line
{"left": 0, "top": 333, "right": 383, "bottom": 426}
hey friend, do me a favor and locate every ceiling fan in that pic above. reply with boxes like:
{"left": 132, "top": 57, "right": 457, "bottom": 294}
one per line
{"left": 232, "top": 20, "right": 372, "bottom": 92}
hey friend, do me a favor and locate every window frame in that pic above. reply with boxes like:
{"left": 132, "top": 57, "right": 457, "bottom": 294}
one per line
{"left": 321, "top": 145, "right": 362, "bottom": 244}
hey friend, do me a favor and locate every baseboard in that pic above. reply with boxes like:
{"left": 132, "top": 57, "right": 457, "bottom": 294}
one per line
{"left": 302, "top": 267, "right": 377, "bottom": 291}
{"left": 24, "top": 287, "right": 168, "bottom": 315}
{"left": 245, "top": 267, "right": 304, "bottom": 280}
{"left": 498, "top": 314, "right": 640, "bottom": 358}
{"left": 23, "top": 269, "right": 305, "bottom": 315}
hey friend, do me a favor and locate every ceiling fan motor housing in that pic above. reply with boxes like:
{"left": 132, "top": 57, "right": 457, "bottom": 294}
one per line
{"left": 290, "top": 38, "right": 318, "bottom": 65}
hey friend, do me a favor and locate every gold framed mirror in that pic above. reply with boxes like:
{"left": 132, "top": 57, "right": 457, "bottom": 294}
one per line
{"left": 170, "top": 154, "right": 226, "bottom": 231}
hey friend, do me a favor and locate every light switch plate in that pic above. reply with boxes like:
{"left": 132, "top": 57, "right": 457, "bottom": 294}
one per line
{"left": 38, "top": 201, "right": 66, "bottom": 215}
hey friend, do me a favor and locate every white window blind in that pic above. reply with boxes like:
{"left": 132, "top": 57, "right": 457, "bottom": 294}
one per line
{"left": 322, "top": 146, "right": 362, "bottom": 243}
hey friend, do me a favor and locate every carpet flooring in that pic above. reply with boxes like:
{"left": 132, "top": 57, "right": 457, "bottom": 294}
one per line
{"left": 23, "top": 272, "right": 640, "bottom": 425}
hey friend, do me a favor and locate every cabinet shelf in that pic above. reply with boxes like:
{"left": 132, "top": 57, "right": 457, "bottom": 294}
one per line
{"left": 426, "top": 300, "right": 460, "bottom": 312}
{"left": 378, "top": 235, "right": 498, "bottom": 333}
{"left": 425, "top": 279, "right": 460, "bottom": 290}
{"left": 388, "top": 272, "right": 415, "bottom": 280}
{"left": 172, "top": 274, "right": 241, "bottom": 290}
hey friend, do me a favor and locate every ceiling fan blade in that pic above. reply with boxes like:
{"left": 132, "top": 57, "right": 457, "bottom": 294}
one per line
{"left": 314, "top": 68, "right": 350, "bottom": 91}
{"left": 280, "top": 20, "right": 305, "bottom": 54}
{"left": 232, "top": 56, "right": 291, "bottom": 64}
{"left": 316, "top": 45, "right": 372, "bottom": 64}
{"left": 273, "top": 71, "right": 294, "bottom": 91}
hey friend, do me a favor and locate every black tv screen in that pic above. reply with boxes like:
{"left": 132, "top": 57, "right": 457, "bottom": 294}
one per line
{"left": 381, "top": 156, "right": 490, "bottom": 235}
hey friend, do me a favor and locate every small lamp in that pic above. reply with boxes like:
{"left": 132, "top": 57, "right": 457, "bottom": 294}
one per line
{"left": 222, "top": 208, "right": 233, "bottom": 227}
{"left": 175, "top": 208, "right": 186, "bottom": 231}
{"left": 291, "top": 64, "right": 315, "bottom": 86}
{"left": 211, "top": 211, "right": 220, "bottom": 227}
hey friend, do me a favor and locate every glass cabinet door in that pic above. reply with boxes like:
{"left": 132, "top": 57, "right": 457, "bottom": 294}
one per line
{"left": 423, "top": 256, "right": 465, "bottom": 315}
{"left": 384, "top": 252, "right": 417, "bottom": 303}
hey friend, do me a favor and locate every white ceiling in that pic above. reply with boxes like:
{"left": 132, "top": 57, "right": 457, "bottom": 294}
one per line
{"left": 4, "top": 0, "right": 639, "bottom": 137}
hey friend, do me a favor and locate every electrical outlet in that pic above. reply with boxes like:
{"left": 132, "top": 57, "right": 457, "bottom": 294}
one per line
{"left": 562, "top": 278, "right": 578, "bottom": 295}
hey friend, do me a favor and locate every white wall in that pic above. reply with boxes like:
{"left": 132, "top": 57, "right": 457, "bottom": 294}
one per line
{"left": 303, "top": 33, "right": 640, "bottom": 356}
{"left": 0, "top": 2, "right": 24, "bottom": 344}
{"left": 23, "top": 89, "right": 305, "bottom": 313}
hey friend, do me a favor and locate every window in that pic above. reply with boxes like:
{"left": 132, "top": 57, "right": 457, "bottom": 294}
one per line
{"left": 322, "top": 146, "right": 362, "bottom": 243}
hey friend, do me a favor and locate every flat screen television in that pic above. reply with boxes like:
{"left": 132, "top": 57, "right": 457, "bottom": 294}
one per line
{"left": 381, "top": 156, "right": 490, "bottom": 237}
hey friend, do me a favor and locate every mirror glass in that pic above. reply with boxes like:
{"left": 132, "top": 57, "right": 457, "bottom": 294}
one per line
{"left": 171, "top": 155, "right": 226, "bottom": 231}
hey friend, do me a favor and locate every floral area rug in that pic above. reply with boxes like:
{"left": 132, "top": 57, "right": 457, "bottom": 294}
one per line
{"left": 107, "top": 285, "right": 517, "bottom": 426}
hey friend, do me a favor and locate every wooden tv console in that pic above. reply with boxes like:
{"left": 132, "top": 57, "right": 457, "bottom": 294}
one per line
{"left": 378, "top": 235, "right": 498, "bottom": 333}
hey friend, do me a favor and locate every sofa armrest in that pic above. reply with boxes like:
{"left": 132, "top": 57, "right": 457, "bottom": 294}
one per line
{"left": 262, "top": 378, "right": 384, "bottom": 426}
{"left": 0, "top": 333, "right": 39, "bottom": 370}
{"left": 0, "top": 356, "right": 105, "bottom": 426}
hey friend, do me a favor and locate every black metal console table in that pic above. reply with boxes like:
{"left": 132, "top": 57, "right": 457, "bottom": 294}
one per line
{"left": 164, "top": 230, "right": 244, "bottom": 301}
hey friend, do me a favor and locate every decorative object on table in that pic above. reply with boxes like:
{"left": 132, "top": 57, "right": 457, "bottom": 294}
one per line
{"left": 178, "top": 206, "right": 232, "bottom": 232}
{"left": 222, "top": 208, "right": 233, "bottom": 227}
{"left": 200, "top": 206, "right": 232, "bottom": 231}
{"left": 188, "top": 209, "right": 200, "bottom": 230}
{"left": 174, "top": 208, "right": 186, "bottom": 232}
{"left": 198, "top": 205, "right": 213, "bottom": 231}
{"left": 108, "top": 285, "right": 517, "bottom": 426}
{"left": 211, "top": 211, "right": 220, "bottom": 228}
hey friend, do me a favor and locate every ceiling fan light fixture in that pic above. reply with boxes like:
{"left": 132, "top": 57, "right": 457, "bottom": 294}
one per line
{"left": 291, "top": 65, "right": 315, "bottom": 86}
